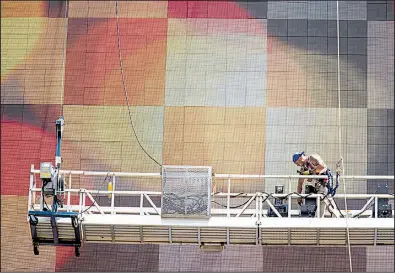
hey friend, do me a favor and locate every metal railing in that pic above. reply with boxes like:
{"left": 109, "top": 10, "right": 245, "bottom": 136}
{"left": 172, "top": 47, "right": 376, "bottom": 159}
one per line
{"left": 28, "top": 165, "right": 394, "bottom": 219}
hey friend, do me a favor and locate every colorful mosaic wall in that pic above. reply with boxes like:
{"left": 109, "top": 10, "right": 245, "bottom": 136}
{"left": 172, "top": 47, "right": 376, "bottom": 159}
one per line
{"left": 1, "top": 1, "right": 393, "bottom": 271}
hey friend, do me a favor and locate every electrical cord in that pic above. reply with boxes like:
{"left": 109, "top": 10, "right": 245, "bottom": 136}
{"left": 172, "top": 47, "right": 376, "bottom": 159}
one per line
{"left": 212, "top": 199, "right": 253, "bottom": 209}
{"left": 352, "top": 202, "right": 375, "bottom": 218}
{"left": 114, "top": 0, "right": 162, "bottom": 167}
{"left": 211, "top": 192, "right": 316, "bottom": 209}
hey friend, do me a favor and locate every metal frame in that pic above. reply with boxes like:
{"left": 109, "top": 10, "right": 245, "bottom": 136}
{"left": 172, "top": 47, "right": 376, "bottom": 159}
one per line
{"left": 28, "top": 165, "right": 394, "bottom": 246}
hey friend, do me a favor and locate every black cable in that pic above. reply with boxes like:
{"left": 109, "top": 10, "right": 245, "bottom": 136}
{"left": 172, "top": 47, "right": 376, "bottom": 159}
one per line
{"left": 212, "top": 198, "right": 253, "bottom": 209}
{"left": 114, "top": 0, "right": 162, "bottom": 167}
{"left": 352, "top": 202, "right": 375, "bottom": 218}
{"left": 212, "top": 191, "right": 317, "bottom": 209}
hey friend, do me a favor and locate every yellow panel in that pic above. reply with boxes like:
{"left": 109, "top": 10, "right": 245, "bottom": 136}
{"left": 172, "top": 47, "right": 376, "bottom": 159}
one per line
{"left": 244, "top": 161, "right": 265, "bottom": 174}
{"left": 223, "top": 142, "right": 246, "bottom": 161}
{"left": 245, "top": 124, "right": 265, "bottom": 143}
{"left": 204, "top": 125, "right": 226, "bottom": 143}
{"left": 224, "top": 107, "right": 247, "bottom": 125}
{"left": 204, "top": 142, "right": 225, "bottom": 161}
{"left": 146, "top": 1, "right": 168, "bottom": 18}
{"left": 223, "top": 124, "right": 246, "bottom": 143}
{"left": 167, "top": 19, "right": 188, "bottom": 36}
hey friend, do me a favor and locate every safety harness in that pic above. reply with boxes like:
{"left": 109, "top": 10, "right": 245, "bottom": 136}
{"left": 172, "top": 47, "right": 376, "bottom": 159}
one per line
{"left": 325, "top": 169, "right": 339, "bottom": 197}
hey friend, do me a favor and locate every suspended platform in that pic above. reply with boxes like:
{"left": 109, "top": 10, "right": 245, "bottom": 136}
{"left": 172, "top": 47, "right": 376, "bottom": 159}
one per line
{"left": 27, "top": 165, "right": 394, "bottom": 256}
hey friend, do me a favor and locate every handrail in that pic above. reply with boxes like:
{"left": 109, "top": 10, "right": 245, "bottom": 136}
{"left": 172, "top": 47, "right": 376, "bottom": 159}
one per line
{"left": 30, "top": 167, "right": 394, "bottom": 180}
{"left": 28, "top": 188, "right": 394, "bottom": 199}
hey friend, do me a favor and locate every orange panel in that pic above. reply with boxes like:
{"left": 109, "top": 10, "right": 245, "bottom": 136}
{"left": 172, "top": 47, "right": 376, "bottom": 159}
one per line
{"left": 1, "top": 1, "right": 48, "bottom": 17}
{"left": 164, "top": 107, "right": 185, "bottom": 125}
{"left": 163, "top": 142, "right": 184, "bottom": 165}
{"left": 164, "top": 123, "right": 184, "bottom": 143}
{"left": 184, "top": 124, "right": 205, "bottom": 142}
{"left": 68, "top": 1, "right": 89, "bottom": 18}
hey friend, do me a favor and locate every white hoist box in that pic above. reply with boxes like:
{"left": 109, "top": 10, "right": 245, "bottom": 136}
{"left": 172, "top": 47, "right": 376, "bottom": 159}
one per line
{"left": 161, "top": 166, "right": 212, "bottom": 218}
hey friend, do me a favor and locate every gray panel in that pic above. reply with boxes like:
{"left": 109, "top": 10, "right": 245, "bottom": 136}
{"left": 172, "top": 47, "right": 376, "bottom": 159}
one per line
{"left": 308, "top": 37, "right": 328, "bottom": 54}
{"left": 346, "top": 91, "right": 368, "bottom": 108}
{"left": 266, "top": 108, "right": 287, "bottom": 125}
{"left": 308, "top": 20, "right": 328, "bottom": 37}
{"left": 328, "top": 20, "right": 348, "bottom": 37}
{"left": 367, "top": 3, "right": 388, "bottom": 21}
{"left": 308, "top": 1, "right": 329, "bottom": 20}
{"left": 178, "top": 246, "right": 201, "bottom": 272}
{"left": 368, "top": 126, "right": 388, "bottom": 145}
{"left": 366, "top": 246, "right": 394, "bottom": 272}
{"left": 388, "top": 127, "right": 394, "bottom": 145}
{"left": 159, "top": 245, "right": 180, "bottom": 272}
{"left": 388, "top": 109, "right": 394, "bottom": 127}
{"left": 287, "top": 19, "right": 307, "bottom": 36}
{"left": 368, "top": 21, "right": 392, "bottom": 38}
{"left": 268, "top": 1, "right": 308, "bottom": 19}
{"left": 389, "top": 162, "right": 395, "bottom": 175}
{"left": 287, "top": 36, "right": 307, "bottom": 50}
{"left": 1, "top": 104, "right": 23, "bottom": 123}
{"left": 267, "top": 1, "right": 288, "bottom": 19}
{"left": 200, "top": 252, "right": 223, "bottom": 272}
{"left": 226, "top": 72, "right": 247, "bottom": 107}
{"left": 261, "top": 246, "right": 366, "bottom": 272}
{"left": 328, "top": 1, "right": 367, "bottom": 20}
{"left": 368, "top": 109, "right": 389, "bottom": 127}
{"left": 348, "top": 54, "right": 367, "bottom": 72}
{"left": 287, "top": 1, "right": 308, "bottom": 19}
{"left": 347, "top": 20, "right": 367, "bottom": 37}
{"left": 388, "top": 1, "right": 394, "bottom": 20}
{"left": 368, "top": 144, "right": 389, "bottom": 162}
{"left": 267, "top": 19, "right": 287, "bottom": 37}
{"left": 367, "top": 163, "right": 388, "bottom": 177}
{"left": 347, "top": 1, "right": 368, "bottom": 20}
{"left": 221, "top": 246, "right": 264, "bottom": 272}
{"left": 347, "top": 70, "right": 367, "bottom": 92}
{"left": 389, "top": 144, "right": 394, "bottom": 162}
{"left": 247, "top": 1, "right": 267, "bottom": 19}
{"left": 367, "top": 179, "right": 393, "bottom": 194}
{"left": 57, "top": 244, "right": 160, "bottom": 272}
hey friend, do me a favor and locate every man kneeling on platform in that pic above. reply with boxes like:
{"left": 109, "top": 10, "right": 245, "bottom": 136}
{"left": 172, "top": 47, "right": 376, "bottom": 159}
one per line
{"left": 292, "top": 152, "right": 341, "bottom": 218}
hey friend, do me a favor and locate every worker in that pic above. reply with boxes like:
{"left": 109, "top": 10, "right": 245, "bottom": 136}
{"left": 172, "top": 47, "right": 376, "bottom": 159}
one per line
{"left": 292, "top": 151, "right": 340, "bottom": 218}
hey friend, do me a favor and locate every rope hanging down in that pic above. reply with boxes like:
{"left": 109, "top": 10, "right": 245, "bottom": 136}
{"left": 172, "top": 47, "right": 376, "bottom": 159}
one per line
{"left": 115, "top": 1, "right": 162, "bottom": 167}
{"left": 336, "top": 1, "right": 353, "bottom": 272}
